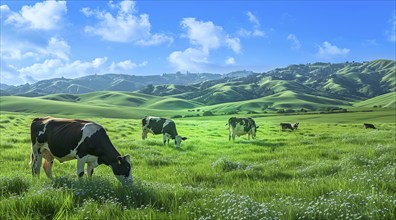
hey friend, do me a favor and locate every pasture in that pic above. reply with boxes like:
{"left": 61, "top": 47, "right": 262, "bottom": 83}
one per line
{"left": 0, "top": 110, "right": 395, "bottom": 219}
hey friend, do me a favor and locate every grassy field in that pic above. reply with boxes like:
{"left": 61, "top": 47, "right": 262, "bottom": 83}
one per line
{"left": 0, "top": 109, "right": 395, "bottom": 219}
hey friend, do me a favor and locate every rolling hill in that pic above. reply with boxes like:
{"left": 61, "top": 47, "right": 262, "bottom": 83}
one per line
{"left": 1, "top": 71, "right": 256, "bottom": 97}
{"left": 139, "top": 60, "right": 395, "bottom": 106}
{"left": 354, "top": 92, "right": 396, "bottom": 108}
{"left": 1, "top": 60, "right": 394, "bottom": 118}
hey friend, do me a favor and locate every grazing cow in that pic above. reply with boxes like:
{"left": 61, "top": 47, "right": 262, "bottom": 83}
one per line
{"left": 142, "top": 116, "right": 187, "bottom": 148}
{"left": 363, "top": 123, "right": 376, "bottom": 129}
{"left": 228, "top": 117, "right": 259, "bottom": 141}
{"left": 280, "top": 122, "right": 299, "bottom": 131}
{"left": 30, "top": 117, "right": 132, "bottom": 183}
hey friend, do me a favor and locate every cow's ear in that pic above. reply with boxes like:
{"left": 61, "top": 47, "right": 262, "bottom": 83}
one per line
{"left": 124, "top": 154, "right": 131, "bottom": 163}
{"left": 256, "top": 126, "right": 260, "bottom": 129}
{"left": 182, "top": 137, "right": 187, "bottom": 141}
{"left": 117, "top": 156, "right": 123, "bottom": 165}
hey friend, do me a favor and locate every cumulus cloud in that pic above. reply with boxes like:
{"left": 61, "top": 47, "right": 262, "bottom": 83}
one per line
{"left": 0, "top": 4, "right": 10, "bottom": 11}
{"left": 5, "top": 1, "right": 67, "bottom": 30}
{"left": 317, "top": 41, "right": 350, "bottom": 58}
{"left": 181, "top": 17, "right": 223, "bottom": 52}
{"left": 1, "top": 37, "right": 70, "bottom": 61}
{"left": 82, "top": 0, "right": 172, "bottom": 45}
{"left": 46, "top": 37, "right": 71, "bottom": 61}
{"left": 0, "top": 4, "right": 10, "bottom": 19}
{"left": 169, "top": 18, "right": 241, "bottom": 71}
{"left": 287, "top": 34, "right": 301, "bottom": 50}
{"left": 168, "top": 48, "right": 208, "bottom": 72}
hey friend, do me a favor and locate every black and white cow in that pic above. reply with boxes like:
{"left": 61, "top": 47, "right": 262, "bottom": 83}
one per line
{"left": 142, "top": 116, "right": 187, "bottom": 148}
{"left": 30, "top": 117, "right": 132, "bottom": 183}
{"left": 363, "top": 123, "right": 376, "bottom": 129}
{"left": 228, "top": 117, "right": 259, "bottom": 141}
{"left": 280, "top": 122, "right": 299, "bottom": 131}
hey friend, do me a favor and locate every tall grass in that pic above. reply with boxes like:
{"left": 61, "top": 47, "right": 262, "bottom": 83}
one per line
{"left": 0, "top": 112, "right": 395, "bottom": 219}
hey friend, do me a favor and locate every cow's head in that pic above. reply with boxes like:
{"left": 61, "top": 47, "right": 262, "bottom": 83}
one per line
{"left": 112, "top": 154, "right": 133, "bottom": 183}
{"left": 175, "top": 135, "right": 187, "bottom": 148}
{"left": 251, "top": 125, "right": 259, "bottom": 139}
{"left": 293, "top": 123, "right": 299, "bottom": 130}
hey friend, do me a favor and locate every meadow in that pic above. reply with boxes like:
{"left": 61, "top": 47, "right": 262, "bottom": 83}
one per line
{"left": 0, "top": 110, "right": 395, "bottom": 219}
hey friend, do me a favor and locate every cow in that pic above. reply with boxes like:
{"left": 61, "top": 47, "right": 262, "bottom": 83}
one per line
{"left": 228, "top": 117, "right": 259, "bottom": 141}
{"left": 280, "top": 122, "right": 299, "bottom": 131}
{"left": 141, "top": 116, "right": 187, "bottom": 148}
{"left": 30, "top": 117, "right": 132, "bottom": 183}
{"left": 363, "top": 123, "right": 376, "bottom": 129}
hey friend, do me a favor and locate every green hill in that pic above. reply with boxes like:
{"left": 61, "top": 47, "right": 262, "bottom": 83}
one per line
{"left": 200, "top": 90, "right": 351, "bottom": 113}
{"left": 0, "top": 95, "right": 184, "bottom": 119}
{"left": 354, "top": 92, "right": 396, "bottom": 108}
{"left": 139, "top": 60, "right": 395, "bottom": 105}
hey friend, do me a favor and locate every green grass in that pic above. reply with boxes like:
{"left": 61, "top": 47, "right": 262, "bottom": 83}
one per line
{"left": 1, "top": 111, "right": 395, "bottom": 219}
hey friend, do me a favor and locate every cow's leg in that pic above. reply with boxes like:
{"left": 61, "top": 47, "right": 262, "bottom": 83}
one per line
{"left": 42, "top": 149, "right": 54, "bottom": 178}
{"left": 77, "top": 159, "right": 85, "bottom": 178}
{"left": 87, "top": 162, "right": 95, "bottom": 177}
{"left": 232, "top": 133, "right": 236, "bottom": 141}
{"left": 228, "top": 130, "right": 231, "bottom": 141}
{"left": 163, "top": 134, "right": 167, "bottom": 145}
{"left": 31, "top": 144, "right": 43, "bottom": 176}
{"left": 248, "top": 133, "right": 251, "bottom": 140}
{"left": 142, "top": 129, "right": 147, "bottom": 140}
{"left": 43, "top": 160, "right": 54, "bottom": 178}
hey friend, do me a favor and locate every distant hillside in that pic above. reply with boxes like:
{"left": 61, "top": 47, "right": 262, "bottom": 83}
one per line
{"left": 1, "top": 60, "right": 394, "bottom": 112}
{"left": 139, "top": 60, "right": 395, "bottom": 105}
{"left": 1, "top": 71, "right": 257, "bottom": 97}
{"left": 354, "top": 92, "right": 396, "bottom": 108}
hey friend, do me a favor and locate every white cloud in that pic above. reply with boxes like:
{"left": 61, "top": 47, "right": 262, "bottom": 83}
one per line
{"left": 239, "top": 11, "right": 265, "bottom": 38}
{"left": 169, "top": 18, "right": 241, "bottom": 71}
{"left": 46, "top": 37, "right": 71, "bottom": 61}
{"left": 181, "top": 17, "right": 223, "bottom": 52}
{"left": 387, "top": 11, "right": 396, "bottom": 42}
{"left": 136, "top": 33, "right": 174, "bottom": 46}
{"left": 1, "top": 38, "right": 40, "bottom": 60}
{"left": 317, "top": 41, "right": 350, "bottom": 58}
{"left": 0, "top": 4, "right": 10, "bottom": 13}
{"left": 247, "top": 11, "right": 260, "bottom": 29}
{"left": 15, "top": 57, "right": 147, "bottom": 83}
{"left": 225, "top": 36, "right": 241, "bottom": 53}
{"left": 1, "top": 37, "right": 70, "bottom": 61}
{"left": 225, "top": 57, "right": 235, "bottom": 65}
{"left": 83, "top": 0, "right": 172, "bottom": 45}
{"left": 5, "top": 1, "right": 67, "bottom": 30}
{"left": 110, "top": 60, "right": 147, "bottom": 72}
{"left": 168, "top": 48, "right": 208, "bottom": 72}
{"left": 287, "top": 34, "right": 301, "bottom": 50}
{"left": 81, "top": 7, "right": 94, "bottom": 17}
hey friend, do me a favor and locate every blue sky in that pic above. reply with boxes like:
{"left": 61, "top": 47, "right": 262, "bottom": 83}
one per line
{"left": 1, "top": 0, "right": 395, "bottom": 85}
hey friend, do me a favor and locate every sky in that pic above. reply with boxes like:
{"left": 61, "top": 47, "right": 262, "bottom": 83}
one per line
{"left": 1, "top": 0, "right": 395, "bottom": 85}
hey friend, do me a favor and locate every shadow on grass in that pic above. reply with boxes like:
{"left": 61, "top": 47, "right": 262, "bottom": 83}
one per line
{"left": 50, "top": 176, "right": 193, "bottom": 212}
{"left": 235, "top": 139, "right": 287, "bottom": 151}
